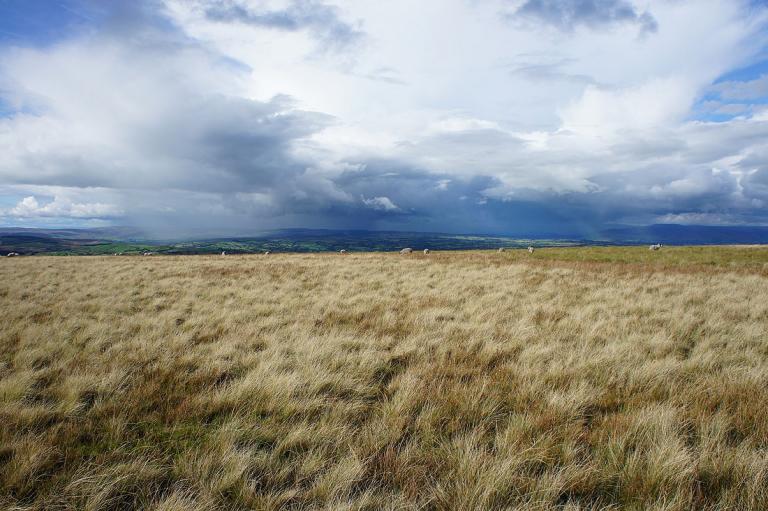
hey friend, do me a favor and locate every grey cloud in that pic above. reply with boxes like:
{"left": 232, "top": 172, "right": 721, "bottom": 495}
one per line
{"left": 608, "top": 135, "right": 687, "bottom": 160}
{"left": 0, "top": 9, "right": 354, "bottom": 232}
{"left": 509, "top": 62, "right": 595, "bottom": 84}
{"left": 710, "top": 74, "right": 768, "bottom": 101}
{"left": 448, "top": 116, "right": 768, "bottom": 228}
{"left": 738, "top": 144, "right": 768, "bottom": 171}
{"left": 505, "top": 54, "right": 596, "bottom": 84}
{"left": 356, "top": 67, "right": 407, "bottom": 85}
{"left": 595, "top": 167, "right": 738, "bottom": 204}
{"left": 679, "top": 118, "right": 768, "bottom": 165}
{"left": 510, "top": 0, "right": 658, "bottom": 34}
{"left": 742, "top": 168, "right": 768, "bottom": 202}
{"left": 122, "top": 163, "right": 498, "bottom": 235}
{"left": 147, "top": 95, "right": 334, "bottom": 191}
{"left": 328, "top": 162, "right": 517, "bottom": 233}
{"left": 327, "top": 163, "right": 591, "bottom": 236}
{"left": 483, "top": 167, "right": 745, "bottom": 231}
{"left": 0, "top": 3, "right": 333, "bottom": 182}
{"left": 358, "top": 111, "right": 768, "bottom": 230}
{"left": 393, "top": 125, "right": 527, "bottom": 179}
{"left": 2, "top": 74, "right": 334, "bottom": 196}
{"left": 204, "top": 0, "right": 363, "bottom": 51}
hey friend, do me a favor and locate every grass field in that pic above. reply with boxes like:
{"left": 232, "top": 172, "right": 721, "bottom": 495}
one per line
{"left": 2, "top": 247, "right": 768, "bottom": 510}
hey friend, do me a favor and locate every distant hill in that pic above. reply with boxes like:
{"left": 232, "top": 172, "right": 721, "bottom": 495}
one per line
{"left": 0, "top": 226, "right": 146, "bottom": 240}
{"left": 0, "top": 228, "right": 576, "bottom": 255}
{"left": 599, "top": 224, "right": 768, "bottom": 245}
{"left": 1, "top": 224, "right": 766, "bottom": 255}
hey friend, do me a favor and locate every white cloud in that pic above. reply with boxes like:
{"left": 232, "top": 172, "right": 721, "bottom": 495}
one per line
{"left": 361, "top": 195, "right": 399, "bottom": 211}
{"left": 559, "top": 77, "right": 696, "bottom": 137}
{"left": 654, "top": 212, "right": 764, "bottom": 226}
{"left": 4, "top": 195, "right": 123, "bottom": 219}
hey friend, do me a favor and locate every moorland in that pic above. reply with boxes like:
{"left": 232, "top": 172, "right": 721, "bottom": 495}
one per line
{"left": 2, "top": 246, "right": 768, "bottom": 510}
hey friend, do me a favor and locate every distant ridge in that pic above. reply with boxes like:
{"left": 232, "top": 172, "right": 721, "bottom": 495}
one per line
{"left": 1, "top": 224, "right": 766, "bottom": 255}
{"left": 0, "top": 226, "right": 147, "bottom": 240}
{"left": 599, "top": 224, "right": 768, "bottom": 245}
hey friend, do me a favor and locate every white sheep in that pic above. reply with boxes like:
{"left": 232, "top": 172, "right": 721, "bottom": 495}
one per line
{"left": 221, "top": 251, "right": 227, "bottom": 256}
{"left": 649, "top": 244, "right": 661, "bottom": 251}
{"left": 498, "top": 248, "right": 505, "bottom": 253}
{"left": 6, "top": 252, "right": 19, "bottom": 257}
{"left": 527, "top": 246, "right": 535, "bottom": 254}
{"left": 423, "top": 249, "right": 430, "bottom": 255}
{"left": 264, "top": 250, "right": 270, "bottom": 255}
{"left": 340, "top": 249, "right": 347, "bottom": 254}
{"left": 400, "top": 248, "right": 413, "bottom": 254}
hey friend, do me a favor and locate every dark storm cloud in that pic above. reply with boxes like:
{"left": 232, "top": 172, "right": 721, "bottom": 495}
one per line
{"left": 742, "top": 168, "right": 768, "bottom": 202}
{"left": 321, "top": 161, "right": 590, "bottom": 235}
{"left": 5, "top": 96, "right": 333, "bottom": 193}
{"left": 510, "top": 0, "right": 658, "bottom": 34}
{"left": 136, "top": 94, "right": 334, "bottom": 192}
{"left": 204, "top": 0, "right": 363, "bottom": 50}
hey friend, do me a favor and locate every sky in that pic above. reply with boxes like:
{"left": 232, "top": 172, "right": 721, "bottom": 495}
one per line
{"left": 1, "top": 0, "right": 768, "bottom": 237}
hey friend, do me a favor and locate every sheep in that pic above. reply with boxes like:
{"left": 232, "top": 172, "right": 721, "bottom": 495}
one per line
{"left": 649, "top": 244, "right": 661, "bottom": 251}
{"left": 6, "top": 252, "right": 19, "bottom": 257}
{"left": 340, "top": 249, "right": 347, "bottom": 254}
{"left": 221, "top": 251, "right": 227, "bottom": 256}
{"left": 498, "top": 248, "right": 505, "bottom": 253}
{"left": 527, "top": 246, "right": 535, "bottom": 254}
{"left": 400, "top": 248, "right": 413, "bottom": 254}
{"left": 142, "top": 251, "right": 153, "bottom": 256}
{"left": 264, "top": 250, "right": 270, "bottom": 255}
{"left": 423, "top": 249, "right": 430, "bottom": 255}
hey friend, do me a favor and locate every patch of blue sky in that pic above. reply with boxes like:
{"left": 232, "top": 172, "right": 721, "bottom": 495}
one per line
{"left": 0, "top": 95, "right": 40, "bottom": 118}
{"left": 0, "top": 0, "right": 103, "bottom": 47}
{"left": 713, "top": 58, "right": 768, "bottom": 84}
{"left": 0, "top": 98, "right": 13, "bottom": 118}
{"left": 0, "top": 193, "right": 23, "bottom": 210}
{"left": 690, "top": 56, "right": 768, "bottom": 122}
{"left": 694, "top": 111, "right": 747, "bottom": 123}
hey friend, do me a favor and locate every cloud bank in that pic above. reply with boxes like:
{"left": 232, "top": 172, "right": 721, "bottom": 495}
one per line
{"left": 1, "top": 0, "right": 768, "bottom": 235}
{"left": 510, "top": 0, "right": 658, "bottom": 34}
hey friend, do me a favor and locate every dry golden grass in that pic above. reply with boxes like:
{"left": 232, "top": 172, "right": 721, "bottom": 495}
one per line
{"left": 1, "top": 247, "right": 768, "bottom": 510}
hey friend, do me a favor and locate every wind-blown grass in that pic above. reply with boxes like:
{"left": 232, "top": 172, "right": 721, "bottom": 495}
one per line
{"left": 1, "top": 247, "right": 768, "bottom": 510}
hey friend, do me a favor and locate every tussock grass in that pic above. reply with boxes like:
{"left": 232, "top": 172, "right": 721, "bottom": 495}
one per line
{"left": 1, "top": 247, "right": 768, "bottom": 510}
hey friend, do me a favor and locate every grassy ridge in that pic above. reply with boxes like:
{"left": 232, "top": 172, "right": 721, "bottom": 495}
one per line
{"left": 498, "top": 245, "right": 768, "bottom": 271}
{"left": 1, "top": 247, "right": 768, "bottom": 510}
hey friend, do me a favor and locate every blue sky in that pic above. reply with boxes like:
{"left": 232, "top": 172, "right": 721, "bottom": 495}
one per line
{"left": 1, "top": 0, "right": 768, "bottom": 236}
